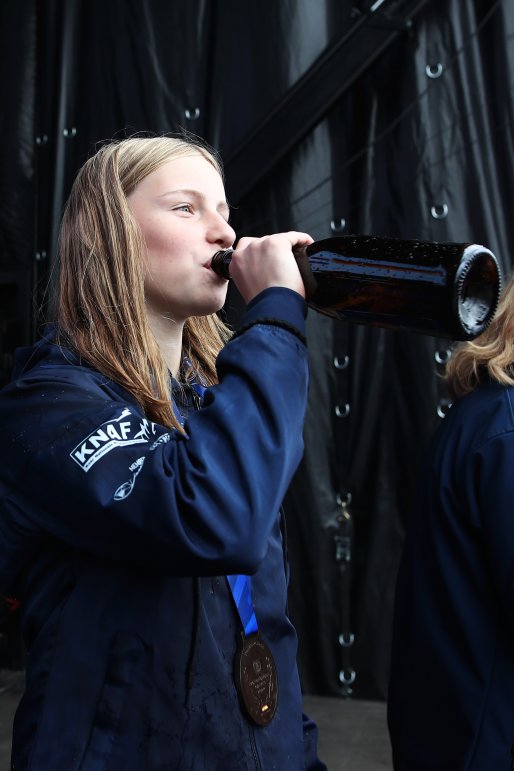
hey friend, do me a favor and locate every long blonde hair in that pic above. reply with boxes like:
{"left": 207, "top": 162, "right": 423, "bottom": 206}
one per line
{"left": 55, "top": 135, "right": 231, "bottom": 429}
{"left": 446, "top": 271, "right": 514, "bottom": 400}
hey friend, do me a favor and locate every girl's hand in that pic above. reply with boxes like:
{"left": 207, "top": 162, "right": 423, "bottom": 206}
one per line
{"left": 228, "top": 231, "right": 314, "bottom": 304}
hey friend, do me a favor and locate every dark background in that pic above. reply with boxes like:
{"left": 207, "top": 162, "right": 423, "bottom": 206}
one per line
{"left": 1, "top": 0, "right": 513, "bottom": 701}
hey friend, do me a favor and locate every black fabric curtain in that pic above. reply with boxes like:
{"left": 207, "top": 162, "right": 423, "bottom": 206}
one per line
{"left": 1, "top": 0, "right": 513, "bottom": 699}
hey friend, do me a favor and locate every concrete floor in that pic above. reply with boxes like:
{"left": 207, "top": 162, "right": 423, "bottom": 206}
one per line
{"left": 304, "top": 694, "right": 393, "bottom": 770}
{"left": 0, "top": 670, "right": 393, "bottom": 770}
{"left": 0, "top": 670, "right": 23, "bottom": 769}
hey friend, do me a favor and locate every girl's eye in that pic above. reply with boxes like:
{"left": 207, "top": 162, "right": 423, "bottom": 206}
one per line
{"left": 174, "top": 204, "right": 194, "bottom": 214}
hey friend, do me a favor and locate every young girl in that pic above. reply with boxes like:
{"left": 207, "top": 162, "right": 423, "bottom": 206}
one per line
{"left": 0, "top": 135, "right": 326, "bottom": 770}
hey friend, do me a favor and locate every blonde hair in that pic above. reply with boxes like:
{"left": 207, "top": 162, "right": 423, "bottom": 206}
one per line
{"left": 55, "top": 135, "right": 231, "bottom": 430}
{"left": 446, "top": 271, "right": 514, "bottom": 400}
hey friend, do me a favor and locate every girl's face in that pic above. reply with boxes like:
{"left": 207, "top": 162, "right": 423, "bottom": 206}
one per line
{"left": 127, "top": 153, "right": 235, "bottom": 323}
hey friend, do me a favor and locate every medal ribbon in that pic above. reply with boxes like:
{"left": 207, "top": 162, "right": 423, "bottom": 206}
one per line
{"left": 226, "top": 574, "right": 259, "bottom": 636}
{"left": 189, "top": 377, "right": 260, "bottom": 639}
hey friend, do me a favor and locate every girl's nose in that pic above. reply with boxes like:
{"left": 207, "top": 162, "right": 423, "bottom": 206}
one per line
{"left": 208, "top": 213, "right": 236, "bottom": 248}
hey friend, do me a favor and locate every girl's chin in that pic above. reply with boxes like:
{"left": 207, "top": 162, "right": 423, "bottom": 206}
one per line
{"left": 207, "top": 288, "right": 230, "bottom": 312}
{"left": 146, "top": 289, "right": 229, "bottom": 321}
{"left": 184, "top": 298, "right": 228, "bottom": 320}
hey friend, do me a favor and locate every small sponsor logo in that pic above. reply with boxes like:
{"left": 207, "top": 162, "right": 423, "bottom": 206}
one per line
{"left": 70, "top": 408, "right": 157, "bottom": 472}
{"left": 114, "top": 457, "right": 145, "bottom": 501}
{"left": 149, "top": 432, "right": 170, "bottom": 450}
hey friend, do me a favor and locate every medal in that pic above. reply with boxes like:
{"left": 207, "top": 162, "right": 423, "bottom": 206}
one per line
{"left": 234, "top": 631, "right": 278, "bottom": 726}
{"left": 226, "top": 574, "right": 278, "bottom": 726}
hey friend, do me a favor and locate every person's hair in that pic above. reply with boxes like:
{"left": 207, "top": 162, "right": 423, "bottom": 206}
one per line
{"left": 54, "top": 134, "right": 232, "bottom": 430}
{"left": 445, "top": 271, "right": 514, "bottom": 400}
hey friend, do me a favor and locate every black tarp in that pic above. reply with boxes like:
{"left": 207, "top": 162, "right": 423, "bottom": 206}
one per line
{"left": 1, "top": 0, "right": 513, "bottom": 698}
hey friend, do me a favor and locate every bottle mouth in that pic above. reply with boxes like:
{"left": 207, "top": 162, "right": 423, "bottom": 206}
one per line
{"left": 456, "top": 245, "right": 502, "bottom": 338}
{"left": 211, "top": 248, "right": 234, "bottom": 280}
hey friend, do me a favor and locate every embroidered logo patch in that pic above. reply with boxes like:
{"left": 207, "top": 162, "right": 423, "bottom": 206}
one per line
{"left": 70, "top": 408, "right": 157, "bottom": 472}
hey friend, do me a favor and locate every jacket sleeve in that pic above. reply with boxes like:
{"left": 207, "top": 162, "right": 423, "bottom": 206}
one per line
{"left": 0, "top": 289, "right": 308, "bottom": 577}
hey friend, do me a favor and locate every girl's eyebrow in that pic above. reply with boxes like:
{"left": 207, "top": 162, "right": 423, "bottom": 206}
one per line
{"left": 157, "top": 188, "right": 230, "bottom": 219}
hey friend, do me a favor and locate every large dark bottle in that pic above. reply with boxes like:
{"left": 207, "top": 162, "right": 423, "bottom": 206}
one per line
{"left": 211, "top": 235, "right": 502, "bottom": 340}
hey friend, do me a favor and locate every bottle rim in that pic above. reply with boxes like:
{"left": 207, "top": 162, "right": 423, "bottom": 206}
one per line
{"left": 455, "top": 244, "right": 502, "bottom": 338}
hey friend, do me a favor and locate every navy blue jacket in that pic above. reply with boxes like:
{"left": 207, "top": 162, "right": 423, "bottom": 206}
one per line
{"left": 0, "top": 288, "right": 325, "bottom": 770}
{"left": 388, "top": 380, "right": 514, "bottom": 770}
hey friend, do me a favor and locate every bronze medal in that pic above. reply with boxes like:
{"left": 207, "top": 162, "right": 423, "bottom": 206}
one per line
{"left": 234, "top": 632, "right": 278, "bottom": 726}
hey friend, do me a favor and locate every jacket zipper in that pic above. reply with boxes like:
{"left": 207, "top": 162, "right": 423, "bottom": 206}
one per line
{"left": 248, "top": 724, "right": 262, "bottom": 771}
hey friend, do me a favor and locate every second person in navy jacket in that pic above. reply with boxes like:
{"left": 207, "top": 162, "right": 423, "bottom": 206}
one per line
{"left": 389, "top": 271, "right": 514, "bottom": 770}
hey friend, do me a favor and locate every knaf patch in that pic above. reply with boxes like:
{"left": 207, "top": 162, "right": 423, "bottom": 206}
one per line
{"left": 70, "top": 408, "right": 157, "bottom": 471}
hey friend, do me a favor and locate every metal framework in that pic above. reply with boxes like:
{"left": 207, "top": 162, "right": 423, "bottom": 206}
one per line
{"left": 224, "top": 0, "right": 432, "bottom": 204}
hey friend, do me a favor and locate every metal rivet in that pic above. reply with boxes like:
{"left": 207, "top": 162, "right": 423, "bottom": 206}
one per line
{"left": 335, "top": 403, "right": 351, "bottom": 418}
{"left": 426, "top": 63, "right": 443, "bottom": 79}
{"left": 35, "top": 135, "right": 48, "bottom": 146}
{"left": 437, "top": 400, "right": 452, "bottom": 418}
{"left": 334, "top": 355, "right": 350, "bottom": 370}
{"left": 434, "top": 349, "right": 452, "bottom": 364}
{"left": 339, "top": 669, "right": 356, "bottom": 685}
{"left": 339, "top": 633, "right": 355, "bottom": 647}
{"left": 35, "top": 251, "right": 47, "bottom": 261}
{"left": 184, "top": 107, "right": 201, "bottom": 120}
{"left": 63, "top": 127, "right": 77, "bottom": 138}
{"left": 330, "top": 218, "right": 346, "bottom": 233}
{"left": 431, "top": 203, "right": 448, "bottom": 219}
